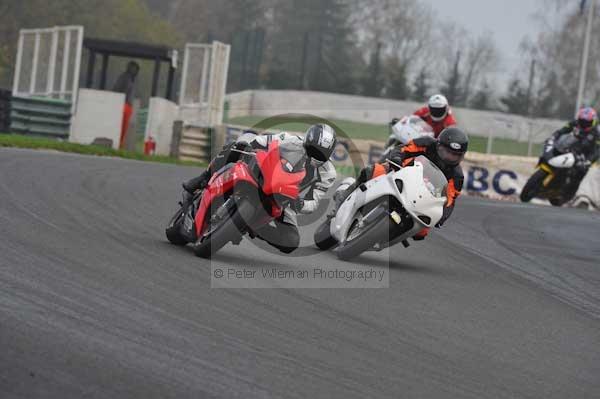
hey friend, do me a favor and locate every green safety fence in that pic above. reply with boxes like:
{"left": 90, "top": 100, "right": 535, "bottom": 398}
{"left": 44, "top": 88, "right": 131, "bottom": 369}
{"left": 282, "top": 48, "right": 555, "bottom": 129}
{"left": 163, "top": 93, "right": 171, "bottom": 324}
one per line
{"left": 10, "top": 96, "right": 72, "bottom": 139}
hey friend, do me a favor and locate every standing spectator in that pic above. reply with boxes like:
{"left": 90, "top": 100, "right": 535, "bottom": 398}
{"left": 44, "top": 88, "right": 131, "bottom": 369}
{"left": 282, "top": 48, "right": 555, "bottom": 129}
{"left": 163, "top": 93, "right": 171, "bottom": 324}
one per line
{"left": 112, "top": 61, "right": 140, "bottom": 148}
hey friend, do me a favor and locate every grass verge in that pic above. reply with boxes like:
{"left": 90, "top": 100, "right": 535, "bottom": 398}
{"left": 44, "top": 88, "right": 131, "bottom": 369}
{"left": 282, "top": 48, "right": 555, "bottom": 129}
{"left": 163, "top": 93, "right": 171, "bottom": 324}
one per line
{"left": 0, "top": 133, "right": 206, "bottom": 167}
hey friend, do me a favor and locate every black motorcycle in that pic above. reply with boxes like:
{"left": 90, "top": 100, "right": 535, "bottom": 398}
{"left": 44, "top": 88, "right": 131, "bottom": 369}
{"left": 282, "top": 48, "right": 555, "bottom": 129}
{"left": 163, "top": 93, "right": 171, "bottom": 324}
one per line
{"left": 520, "top": 134, "right": 589, "bottom": 206}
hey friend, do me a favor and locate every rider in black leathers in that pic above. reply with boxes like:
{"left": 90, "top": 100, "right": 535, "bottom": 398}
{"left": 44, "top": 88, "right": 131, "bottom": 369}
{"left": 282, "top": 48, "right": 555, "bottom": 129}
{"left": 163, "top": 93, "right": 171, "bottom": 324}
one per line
{"left": 331, "top": 127, "right": 468, "bottom": 241}
{"left": 541, "top": 107, "right": 600, "bottom": 200}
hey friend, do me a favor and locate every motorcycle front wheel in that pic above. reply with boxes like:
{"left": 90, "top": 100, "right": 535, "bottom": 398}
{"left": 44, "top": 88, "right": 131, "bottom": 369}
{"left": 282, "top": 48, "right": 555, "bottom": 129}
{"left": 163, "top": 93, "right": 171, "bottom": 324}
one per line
{"left": 314, "top": 218, "right": 338, "bottom": 250}
{"left": 336, "top": 211, "right": 391, "bottom": 261}
{"left": 549, "top": 198, "right": 566, "bottom": 207}
{"left": 165, "top": 207, "right": 188, "bottom": 246}
{"left": 520, "top": 169, "right": 548, "bottom": 202}
{"left": 191, "top": 198, "right": 255, "bottom": 258}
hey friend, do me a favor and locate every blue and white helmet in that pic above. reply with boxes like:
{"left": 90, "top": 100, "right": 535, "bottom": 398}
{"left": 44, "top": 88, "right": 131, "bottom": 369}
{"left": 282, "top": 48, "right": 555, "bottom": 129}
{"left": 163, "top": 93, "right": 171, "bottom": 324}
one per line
{"left": 304, "top": 124, "right": 337, "bottom": 163}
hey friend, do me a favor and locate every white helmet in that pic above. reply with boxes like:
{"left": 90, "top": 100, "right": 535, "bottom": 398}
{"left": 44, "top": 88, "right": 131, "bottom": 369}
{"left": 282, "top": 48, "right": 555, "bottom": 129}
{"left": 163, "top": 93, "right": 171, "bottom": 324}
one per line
{"left": 428, "top": 94, "right": 449, "bottom": 122}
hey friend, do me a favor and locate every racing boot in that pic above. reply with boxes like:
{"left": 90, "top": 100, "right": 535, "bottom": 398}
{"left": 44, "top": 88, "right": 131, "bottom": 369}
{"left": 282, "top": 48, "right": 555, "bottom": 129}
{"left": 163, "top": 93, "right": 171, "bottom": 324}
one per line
{"left": 327, "top": 177, "right": 356, "bottom": 219}
{"left": 181, "top": 169, "right": 211, "bottom": 210}
{"left": 183, "top": 169, "right": 211, "bottom": 194}
{"left": 327, "top": 164, "right": 386, "bottom": 219}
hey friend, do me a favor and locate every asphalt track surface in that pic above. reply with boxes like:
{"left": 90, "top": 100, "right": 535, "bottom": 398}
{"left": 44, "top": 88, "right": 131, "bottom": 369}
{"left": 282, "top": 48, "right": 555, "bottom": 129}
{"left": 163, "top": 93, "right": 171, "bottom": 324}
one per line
{"left": 1, "top": 148, "right": 600, "bottom": 398}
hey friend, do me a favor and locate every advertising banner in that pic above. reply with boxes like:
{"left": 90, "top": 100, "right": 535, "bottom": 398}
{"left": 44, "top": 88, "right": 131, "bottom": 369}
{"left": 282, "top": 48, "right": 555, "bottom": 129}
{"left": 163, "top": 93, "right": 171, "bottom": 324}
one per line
{"left": 220, "top": 124, "right": 599, "bottom": 210}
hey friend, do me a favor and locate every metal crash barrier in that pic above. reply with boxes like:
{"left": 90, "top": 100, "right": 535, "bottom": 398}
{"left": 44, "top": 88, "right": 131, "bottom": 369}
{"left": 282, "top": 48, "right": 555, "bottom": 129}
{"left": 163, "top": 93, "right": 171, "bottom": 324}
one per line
{"left": 10, "top": 96, "right": 71, "bottom": 138}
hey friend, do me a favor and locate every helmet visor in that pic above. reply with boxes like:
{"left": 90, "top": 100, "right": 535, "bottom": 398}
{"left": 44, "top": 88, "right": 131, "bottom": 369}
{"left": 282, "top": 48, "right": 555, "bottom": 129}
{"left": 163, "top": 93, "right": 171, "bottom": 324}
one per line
{"left": 306, "top": 146, "right": 328, "bottom": 162}
{"left": 430, "top": 106, "right": 447, "bottom": 119}
{"left": 578, "top": 118, "right": 594, "bottom": 132}
{"left": 437, "top": 145, "right": 464, "bottom": 166}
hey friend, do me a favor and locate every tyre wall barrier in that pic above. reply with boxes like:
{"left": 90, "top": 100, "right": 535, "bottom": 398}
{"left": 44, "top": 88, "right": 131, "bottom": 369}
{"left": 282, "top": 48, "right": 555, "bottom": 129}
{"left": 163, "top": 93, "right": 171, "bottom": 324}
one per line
{"left": 177, "top": 123, "right": 213, "bottom": 163}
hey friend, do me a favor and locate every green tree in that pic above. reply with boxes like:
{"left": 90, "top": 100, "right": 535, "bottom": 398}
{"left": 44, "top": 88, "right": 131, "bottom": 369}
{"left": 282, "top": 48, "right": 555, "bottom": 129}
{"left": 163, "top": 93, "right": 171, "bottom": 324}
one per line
{"left": 361, "top": 42, "right": 383, "bottom": 96}
{"left": 411, "top": 67, "right": 429, "bottom": 101}
{"left": 501, "top": 79, "right": 528, "bottom": 115}
{"left": 442, "top": 50, "right": 463, "bottom": 106}
{"left": 533, "top": 71, "right": 574, "bottom": 119}
{"left": 469, "top": 80, "right": 494, "bottom": 111}
{"left": 384, "top": 58, "right": 409, "bottom": 100}
{"left": 0, "top": 0, "right": 181, "bottom": 87}
{"left": 267, "top": 0, "right": 359, "bottom": 94}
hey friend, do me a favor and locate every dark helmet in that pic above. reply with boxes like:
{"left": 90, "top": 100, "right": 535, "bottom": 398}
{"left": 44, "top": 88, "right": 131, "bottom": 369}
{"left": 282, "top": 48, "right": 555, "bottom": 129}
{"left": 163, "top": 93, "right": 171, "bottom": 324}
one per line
{"left": 126, "top": 61, "right": 140, "bottom": 76}
{"left": 436, "top": 127, "right": 468, "bottom": 167}
{"left": 304, "top": 124, "right": 337, "bottom": 164}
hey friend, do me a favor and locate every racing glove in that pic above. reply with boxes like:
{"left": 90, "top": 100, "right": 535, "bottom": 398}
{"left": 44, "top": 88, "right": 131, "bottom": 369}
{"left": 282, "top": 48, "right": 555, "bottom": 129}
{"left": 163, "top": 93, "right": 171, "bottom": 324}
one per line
{"left": 290, "top": 198, "right": 305, "bottom": 213}
{"left": 233, "top": 140, "right": 252, "bottom": 153}
{"left": 575, "top": 154, "right": 591, "bottom": 172}
{"left": 543, "top": 138, "right": 554, "bottom": 153}
{"left": 386, "top": 148, "right": 404, "bottom": 170}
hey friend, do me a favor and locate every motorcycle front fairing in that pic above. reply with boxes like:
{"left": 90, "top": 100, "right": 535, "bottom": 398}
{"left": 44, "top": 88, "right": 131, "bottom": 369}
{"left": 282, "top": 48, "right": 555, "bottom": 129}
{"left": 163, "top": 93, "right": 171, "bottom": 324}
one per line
{"left": 331, "top": 156, "right": 447, "bottom": 245}
{"left": 536, "top": 152, "right": 576, "bottom": 192}
{"left": 547, "top": 153, "right": 576, "bottom": 168}
{"left": 390, "top": 116, "right": 435, "bottom": 146}
{"left": 255, "top": 141, "right": 306, "bottom": 200}
{"left": 381, "top": 116, "right": 435, "bottom": 161}
{"left": 194, "top": 162, "right": 258, "bottom": 237}
{"left": 194, "top": 141, "right": 306, "bottom": 237}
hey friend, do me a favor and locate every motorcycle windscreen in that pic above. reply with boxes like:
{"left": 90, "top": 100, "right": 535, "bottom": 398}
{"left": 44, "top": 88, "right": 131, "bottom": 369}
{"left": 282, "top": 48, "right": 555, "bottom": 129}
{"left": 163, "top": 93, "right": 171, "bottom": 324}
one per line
{"left": 257, "top": 141, "right": 306, "bottom": 199}
{"left": 554, "top": 134, "right": 578, "bottom": 153}
{"left": 413, "top": 155, "right": 448, "bottom": 198}
{"left": 391, "top": 116, "right": 435, "bottom": 145}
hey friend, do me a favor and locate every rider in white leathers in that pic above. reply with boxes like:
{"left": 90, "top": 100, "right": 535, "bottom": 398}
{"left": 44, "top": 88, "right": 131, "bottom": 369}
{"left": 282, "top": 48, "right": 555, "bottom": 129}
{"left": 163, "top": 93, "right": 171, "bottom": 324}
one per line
{"left": 182, "top": 125, "right": 337, "bottom": 253}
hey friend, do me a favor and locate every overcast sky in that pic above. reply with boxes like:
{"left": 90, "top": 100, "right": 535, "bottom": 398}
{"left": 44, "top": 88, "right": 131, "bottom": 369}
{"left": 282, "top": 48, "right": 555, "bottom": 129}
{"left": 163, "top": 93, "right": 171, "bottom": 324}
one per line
{"left": 421, "top": 0, "right": 543, "bottom": 81}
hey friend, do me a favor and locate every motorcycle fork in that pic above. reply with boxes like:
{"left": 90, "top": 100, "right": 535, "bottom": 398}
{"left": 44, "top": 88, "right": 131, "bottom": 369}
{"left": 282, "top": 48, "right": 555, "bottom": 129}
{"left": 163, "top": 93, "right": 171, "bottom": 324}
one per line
{"left": 538, "top": 164, "right": 555, "bottom": 187}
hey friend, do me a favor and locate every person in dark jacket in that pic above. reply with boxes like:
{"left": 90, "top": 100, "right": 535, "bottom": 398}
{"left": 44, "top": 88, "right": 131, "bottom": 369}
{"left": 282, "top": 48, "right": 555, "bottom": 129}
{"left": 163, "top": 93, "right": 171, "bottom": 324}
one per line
{"left": 541, "top": 107, "right": 600, "bottom": 200}
{"left": 112, "top": 61, "right": 139, "bottom": 148}
{"left": 540, "top": 107, "right": 600, "bottom": 201}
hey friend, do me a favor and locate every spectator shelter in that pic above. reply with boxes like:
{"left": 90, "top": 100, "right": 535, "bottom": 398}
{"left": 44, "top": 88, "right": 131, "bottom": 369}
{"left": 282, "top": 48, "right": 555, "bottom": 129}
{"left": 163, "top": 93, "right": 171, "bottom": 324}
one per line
{"left": 82, "top": 37, "right": 177, "bottom": 101}
{"left": 10, "top": 25, "right": 231, "bottom": 157}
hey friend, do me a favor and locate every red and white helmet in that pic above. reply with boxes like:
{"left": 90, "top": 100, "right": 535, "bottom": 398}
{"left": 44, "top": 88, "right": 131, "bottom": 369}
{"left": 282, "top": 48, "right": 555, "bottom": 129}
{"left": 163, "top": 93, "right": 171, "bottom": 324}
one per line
{"left": 575, "top": 107, "right": 598, "bottom": 135}
{"left": 428, "top": 94, "right": 449, "bottom": 122}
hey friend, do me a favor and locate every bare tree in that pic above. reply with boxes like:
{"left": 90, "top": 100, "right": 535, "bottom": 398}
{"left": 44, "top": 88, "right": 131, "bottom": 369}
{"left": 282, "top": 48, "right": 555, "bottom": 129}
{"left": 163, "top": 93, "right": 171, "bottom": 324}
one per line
{"left": 519, "top": 2, "right": 598, "bottom": 118}
{"left": 461, "top": 32, "right": 500, "bottom": 105}
{"left": 350, "top": 0, "right": 436, "bottom": 96}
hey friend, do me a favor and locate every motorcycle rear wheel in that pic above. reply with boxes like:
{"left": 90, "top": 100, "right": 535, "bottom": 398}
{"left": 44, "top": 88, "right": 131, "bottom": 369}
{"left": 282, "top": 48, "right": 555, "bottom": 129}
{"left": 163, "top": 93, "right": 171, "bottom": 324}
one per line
{"left": 192, "top": 199, "right": 255, "bottom": 258}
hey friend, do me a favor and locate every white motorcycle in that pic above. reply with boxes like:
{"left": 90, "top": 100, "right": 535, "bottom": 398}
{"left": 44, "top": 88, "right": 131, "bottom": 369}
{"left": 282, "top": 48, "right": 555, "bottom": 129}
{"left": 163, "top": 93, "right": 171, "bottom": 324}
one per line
{"left": 380, "top": 116, "right": 435, "bottom": 161}
{"left": 314, "top": 156, "right": 448, "bottom": 260}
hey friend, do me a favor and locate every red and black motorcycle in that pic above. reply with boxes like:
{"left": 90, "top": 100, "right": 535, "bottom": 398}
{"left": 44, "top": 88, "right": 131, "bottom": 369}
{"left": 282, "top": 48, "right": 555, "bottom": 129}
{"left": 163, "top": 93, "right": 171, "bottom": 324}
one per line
{"left": 165, "top": 140, "right": 307, "bottom": 258}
